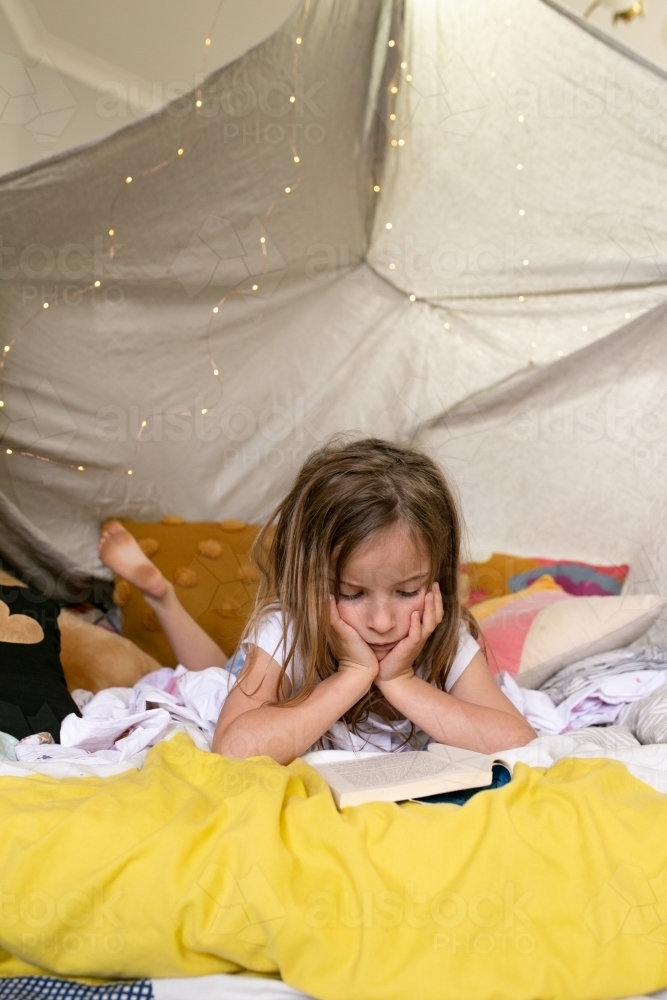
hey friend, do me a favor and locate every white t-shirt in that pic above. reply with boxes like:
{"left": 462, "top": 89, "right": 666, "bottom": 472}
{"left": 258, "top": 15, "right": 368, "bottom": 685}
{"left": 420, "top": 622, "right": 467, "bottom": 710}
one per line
{"left": 241, "top": 610, "right": 480, "bottom": 753}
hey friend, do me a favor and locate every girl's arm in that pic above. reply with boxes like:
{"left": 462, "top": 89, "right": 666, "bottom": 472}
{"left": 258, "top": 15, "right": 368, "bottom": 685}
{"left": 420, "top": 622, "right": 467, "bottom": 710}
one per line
{"left": 375, "top": 651, "right": 537, "bottom": 753}
{"left": 212, "top": 645, "right": 375, "bottom": 764}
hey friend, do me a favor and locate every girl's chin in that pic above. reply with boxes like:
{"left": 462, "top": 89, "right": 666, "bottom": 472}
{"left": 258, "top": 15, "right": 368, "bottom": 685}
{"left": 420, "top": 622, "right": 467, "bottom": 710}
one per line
{"left": 371, "top": 642, "right": 402, "bottom": 662}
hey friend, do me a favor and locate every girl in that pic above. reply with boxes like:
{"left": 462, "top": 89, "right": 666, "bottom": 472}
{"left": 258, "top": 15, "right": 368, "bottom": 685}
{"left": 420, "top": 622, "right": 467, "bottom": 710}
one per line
{"left": 99, "top": 438, "right": 536, "bottom": 765}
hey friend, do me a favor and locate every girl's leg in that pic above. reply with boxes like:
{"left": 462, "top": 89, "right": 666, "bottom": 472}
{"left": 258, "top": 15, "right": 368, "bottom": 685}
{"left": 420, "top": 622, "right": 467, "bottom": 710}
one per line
{"left": 98, "top": 521, "right": 228, "bottom": 671}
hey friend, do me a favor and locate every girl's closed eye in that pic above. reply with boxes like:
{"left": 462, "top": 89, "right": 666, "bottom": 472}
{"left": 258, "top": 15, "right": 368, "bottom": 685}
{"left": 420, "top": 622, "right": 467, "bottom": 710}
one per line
{"left": 397, "top": 589, "right": 420, "bottom": 598}
{"left": 339, "top": 591, "right": 364, "bottom": 601}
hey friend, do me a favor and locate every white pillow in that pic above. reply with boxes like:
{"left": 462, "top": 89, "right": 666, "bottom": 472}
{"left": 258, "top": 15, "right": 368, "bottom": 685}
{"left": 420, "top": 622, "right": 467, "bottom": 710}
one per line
{"left": 515, "top": 595, "right": 666, "bottom": 689}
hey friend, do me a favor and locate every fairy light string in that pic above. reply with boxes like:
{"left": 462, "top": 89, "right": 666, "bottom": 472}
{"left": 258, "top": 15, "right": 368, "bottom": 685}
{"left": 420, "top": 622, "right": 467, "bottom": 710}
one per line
{"left": 1, "top": 0, "right": 313, "bottom": 478}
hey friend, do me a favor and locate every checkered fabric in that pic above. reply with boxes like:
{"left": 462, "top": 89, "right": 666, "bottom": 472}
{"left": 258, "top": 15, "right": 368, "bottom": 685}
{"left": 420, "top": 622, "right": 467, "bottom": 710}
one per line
{"left": 0, "top": 978, "right": 152, "bottom": 999}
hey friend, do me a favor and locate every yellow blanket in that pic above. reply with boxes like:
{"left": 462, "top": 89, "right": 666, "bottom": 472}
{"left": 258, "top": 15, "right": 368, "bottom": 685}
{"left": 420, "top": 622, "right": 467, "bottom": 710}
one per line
{"left": 1, "top": 735, "right": 667, "bottom": 999}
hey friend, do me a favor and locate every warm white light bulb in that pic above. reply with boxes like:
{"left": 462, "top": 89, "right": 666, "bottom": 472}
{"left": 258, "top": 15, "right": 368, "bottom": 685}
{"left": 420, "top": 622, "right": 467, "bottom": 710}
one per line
{"left": 582, "top": 325, "right": 588, "bottom": 331}
{"left": 385, "top": 222, "right": 392, "bottom": 229}
{"left": 285, "top": 186, "right": 291, "bottom": 193}
{"left": 289, "top": 95, "right": 296, "bottom": 103}
{"left": 127, "top": 470, "right": 133, "bottom": 475}
{"left": 94, "top": 280, "right": 101, "bottom": 287}
{"left": 42, "top": 302, "right": 49, "bottom": 309}
{"left": 444, "top": 322, "right": 450, "bottom": 330}
{"left": 391, "top": 139, "right": 398, "bottom": 146}
{"left": 294, "top": 155, "right": 300, "bottom": 163}
{"left": 252, "top": 284, "right": 258, "bottom": 291}
{"left": 126, "top": 176, "right": 132, "bottom": 184}
{"left": 205, "top": 37, "right": 211, "bottom": 46}
{"left": 390, "top": 86, "right": 398, "bottom": 94}
{"left": 518, "top": 209, "right": 525, "bottom": 216}
{"left": 409, "top": 294, "right": 416, "bottom": 302}
{"left": 178, "top": 148, "right": 184, "bottom": 156}
{"left": 201, "top": 409, "right": 208, "bottom": 415}
{"left": 389, "top": 263, "right": 396, "bottom": 269}
{"left": 109, "top": 228, "right": 115, "bottom": 236}
{"left": 260, "top": 236, "right": 266, "bottom": 243}
{"left": 517, "top": 163, "right": 523, "bottom": 171}
{"left": 213, "top": 368, "right": 219, "bottom": 375}
{"left": 196, "top": 100, "right": 202, "bottom": 108}
{"left": 519, "top": 295, "right": 525, "bottom": 302}
{"left": 406, "top": 75, "right": 412, "bottom": 82}
{"left": 398, "top": 139, "right": 405, "bottom": 146}
{"left": 523, "top": 259, "right": 529, "bottom": 265}
{"left": 6, "top": 449, "right": 12, "bottom": 455}
{"left": 213, "top": 306, "right": 219, "bottom": 313}
{"left": 388, "top": 39, "right": 395, "bottom": 47}
{"left": 78, "top": 465, "right": 84, "bottom": 471}
{"left": 296, "top": 36, "right": 302, "bottom": 44}
{"left": 373, "top": 184, "right": 380, "bottom": 192}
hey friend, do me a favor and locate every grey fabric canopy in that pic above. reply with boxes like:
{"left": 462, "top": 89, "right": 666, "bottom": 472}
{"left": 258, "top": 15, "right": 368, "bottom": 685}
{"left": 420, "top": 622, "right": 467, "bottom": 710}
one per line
{"left": 0, "top": 0, "right": 665, "bottom": 636}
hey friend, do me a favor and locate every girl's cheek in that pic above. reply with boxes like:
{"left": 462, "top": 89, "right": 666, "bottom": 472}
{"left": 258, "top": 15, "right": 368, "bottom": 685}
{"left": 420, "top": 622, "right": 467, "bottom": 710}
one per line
{"left": 336, "top": 601, "right": 358, "bottom": 629}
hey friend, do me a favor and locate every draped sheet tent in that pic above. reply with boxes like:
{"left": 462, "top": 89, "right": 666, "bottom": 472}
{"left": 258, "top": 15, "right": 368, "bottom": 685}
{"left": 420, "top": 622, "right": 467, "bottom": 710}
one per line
{"left": 0, "top": 0, "right": 666, "bottom": 636}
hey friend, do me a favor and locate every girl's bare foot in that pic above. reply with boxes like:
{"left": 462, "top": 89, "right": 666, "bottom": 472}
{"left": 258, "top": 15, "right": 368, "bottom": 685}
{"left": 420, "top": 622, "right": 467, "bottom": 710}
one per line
{"left": 98, "top": 521, "right": 168, "bottom": 600}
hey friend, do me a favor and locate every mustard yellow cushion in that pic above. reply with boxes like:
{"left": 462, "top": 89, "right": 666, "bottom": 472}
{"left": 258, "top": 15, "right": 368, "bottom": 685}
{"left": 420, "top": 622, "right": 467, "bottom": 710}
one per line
{"left": 114, "top": 519, "right": 262, "bottom": 666}
{"left": 58, "top": 612, "right": 160, "bottom": 693}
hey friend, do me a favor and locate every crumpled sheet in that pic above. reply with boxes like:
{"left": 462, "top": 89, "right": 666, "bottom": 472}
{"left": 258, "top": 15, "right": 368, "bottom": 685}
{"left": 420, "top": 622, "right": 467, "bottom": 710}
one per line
{"left": 501, "top": 668, "right": 667, "bottom": 734}
{"left": 540, "top": 646, "right": 667, "bottom": 704}
{"left": 14, "top": 666, "right": 235, "bottom": 765}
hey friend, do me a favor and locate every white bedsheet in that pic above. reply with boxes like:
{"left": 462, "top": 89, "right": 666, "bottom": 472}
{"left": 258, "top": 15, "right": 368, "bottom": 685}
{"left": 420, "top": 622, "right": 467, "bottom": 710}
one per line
{"left": 151, "top": 977, "right": 667, "bottom": 1000}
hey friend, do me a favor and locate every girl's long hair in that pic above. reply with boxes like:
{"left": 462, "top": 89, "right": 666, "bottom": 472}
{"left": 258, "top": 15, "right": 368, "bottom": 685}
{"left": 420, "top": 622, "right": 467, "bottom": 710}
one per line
{"left": 240, "top": 437, "right": 478, "bottom": 737}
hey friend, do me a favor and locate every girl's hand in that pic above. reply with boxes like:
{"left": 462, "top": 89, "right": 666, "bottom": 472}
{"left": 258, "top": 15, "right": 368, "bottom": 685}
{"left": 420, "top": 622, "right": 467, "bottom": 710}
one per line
{"left": 375, "top": 582, "right": 444, "bottom": 686}
{"left": 329, "top": 595, "right": 379, "bottom": 682}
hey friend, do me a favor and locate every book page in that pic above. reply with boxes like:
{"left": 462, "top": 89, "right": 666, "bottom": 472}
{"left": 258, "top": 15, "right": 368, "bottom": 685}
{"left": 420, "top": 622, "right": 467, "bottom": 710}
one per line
{"left": 320, "top": 751, "right": 482, "bottom": 792}
{"left": 427, "top": 743, "right": 514, "bottom": 775}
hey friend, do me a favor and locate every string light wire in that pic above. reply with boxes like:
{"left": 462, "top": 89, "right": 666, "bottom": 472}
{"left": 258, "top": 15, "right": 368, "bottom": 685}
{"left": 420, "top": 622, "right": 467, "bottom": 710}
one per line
{"left": 1, "top": 0, "right": 312, "bottom": 478}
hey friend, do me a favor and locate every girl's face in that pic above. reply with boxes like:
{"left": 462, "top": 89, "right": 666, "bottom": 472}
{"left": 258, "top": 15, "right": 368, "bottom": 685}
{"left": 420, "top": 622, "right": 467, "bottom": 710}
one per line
{"left": 334, "top": 522, "right": 432, "bottom": 661}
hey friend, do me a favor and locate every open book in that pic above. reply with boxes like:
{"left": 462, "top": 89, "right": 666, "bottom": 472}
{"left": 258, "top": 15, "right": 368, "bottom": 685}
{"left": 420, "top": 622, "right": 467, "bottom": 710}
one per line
{"left": 302, "top": 744, "right": 514, "bottom": 808}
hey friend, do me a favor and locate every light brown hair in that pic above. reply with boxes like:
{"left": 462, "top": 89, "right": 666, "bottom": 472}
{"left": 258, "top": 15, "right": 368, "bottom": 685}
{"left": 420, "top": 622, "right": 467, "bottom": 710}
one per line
{"left": 241, "top": 437, "right": 478, "bottom": 739}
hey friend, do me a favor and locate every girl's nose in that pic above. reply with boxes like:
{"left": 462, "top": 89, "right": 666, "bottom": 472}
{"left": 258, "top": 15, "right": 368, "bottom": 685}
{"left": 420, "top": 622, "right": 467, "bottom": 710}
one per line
{"left": 366, "top": 601, "right": 394, "bottom": 635}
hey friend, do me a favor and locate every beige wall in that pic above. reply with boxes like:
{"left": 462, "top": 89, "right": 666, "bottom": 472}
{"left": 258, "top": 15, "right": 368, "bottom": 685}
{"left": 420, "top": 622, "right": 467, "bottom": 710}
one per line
{"left": 0, "top": 0, "right": 664, "bottom": 179}
{"left": 0, "top": 0, "right": 302, "bottom": 177}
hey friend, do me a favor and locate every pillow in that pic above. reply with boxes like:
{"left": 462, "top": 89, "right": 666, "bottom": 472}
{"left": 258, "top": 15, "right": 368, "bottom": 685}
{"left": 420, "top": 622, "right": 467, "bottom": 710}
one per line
{"left": 463, "top": 552, "right": 630, "bottom": 606}
{"left": 0, "top": 583, "right": 80, "bottom": 741}
{"left": 58, "top": 611, "right": 161, "bottom": 693}
{"left": 112, "top": 518, "right": 262, "bottom": 666}
{"left": 470, "top": 578, "right": 666, "bottom": 689}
